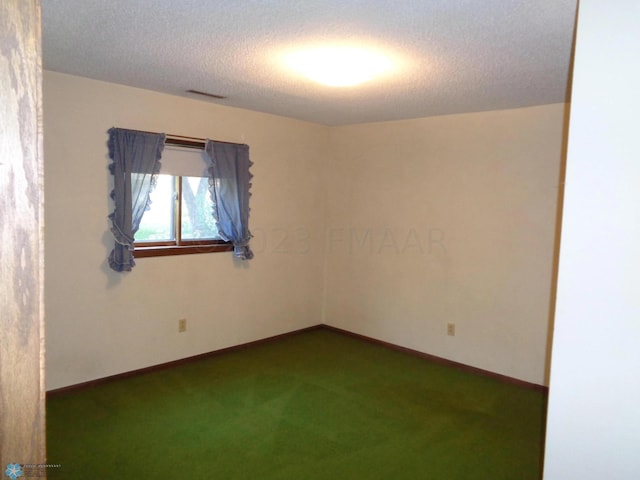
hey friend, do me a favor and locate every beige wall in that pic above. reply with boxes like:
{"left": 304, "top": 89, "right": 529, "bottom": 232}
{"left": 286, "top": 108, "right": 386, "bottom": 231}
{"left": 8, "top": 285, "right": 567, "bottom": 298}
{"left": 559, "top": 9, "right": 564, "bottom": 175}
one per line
{"left": 44, "top": 71, "right": 329, "bottom": 390}
{"left": 44, "top": 71, "right": 565, "bottom": 389}
{"left": 324, "top": 104, "right": 566, "bottom": 385}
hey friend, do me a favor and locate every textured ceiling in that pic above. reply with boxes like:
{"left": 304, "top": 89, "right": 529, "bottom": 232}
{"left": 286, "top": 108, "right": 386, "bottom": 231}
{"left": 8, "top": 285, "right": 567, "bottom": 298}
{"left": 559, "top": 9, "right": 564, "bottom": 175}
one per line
{"left": 41, "top": 0, "right": 577, "bottom": 126}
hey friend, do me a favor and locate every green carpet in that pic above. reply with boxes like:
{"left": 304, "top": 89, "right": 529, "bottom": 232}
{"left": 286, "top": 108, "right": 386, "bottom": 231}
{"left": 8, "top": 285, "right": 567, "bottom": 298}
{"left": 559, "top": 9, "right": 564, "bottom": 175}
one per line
{"left": 47, "top": 328, "right": 547, "bottom": 479}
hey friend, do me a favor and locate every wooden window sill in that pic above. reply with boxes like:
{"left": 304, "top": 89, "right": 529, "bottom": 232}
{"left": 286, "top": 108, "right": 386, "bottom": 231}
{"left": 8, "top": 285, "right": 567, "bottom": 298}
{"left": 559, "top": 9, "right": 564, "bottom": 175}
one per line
{"left": 134, "top": 243, "right": 233, "bottom": 258}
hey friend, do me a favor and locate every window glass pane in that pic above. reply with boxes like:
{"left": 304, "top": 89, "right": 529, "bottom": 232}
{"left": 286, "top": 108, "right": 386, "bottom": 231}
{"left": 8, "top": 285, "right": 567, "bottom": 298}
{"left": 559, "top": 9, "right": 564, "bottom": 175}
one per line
{"left": 181, "top": 176, "right": 220, "bottom": 240}
{"left": 135, "top": 174, "right": 175, "bottom": 242}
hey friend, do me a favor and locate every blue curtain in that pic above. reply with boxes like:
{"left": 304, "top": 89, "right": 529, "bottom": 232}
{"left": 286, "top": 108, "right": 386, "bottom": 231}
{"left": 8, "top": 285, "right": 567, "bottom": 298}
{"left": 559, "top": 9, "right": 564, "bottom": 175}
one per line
{"left": 108, "top": 128, "right": 165, "bottom": 271}
{"left": 205, "top": 140, "right": 254, "bottom": 260}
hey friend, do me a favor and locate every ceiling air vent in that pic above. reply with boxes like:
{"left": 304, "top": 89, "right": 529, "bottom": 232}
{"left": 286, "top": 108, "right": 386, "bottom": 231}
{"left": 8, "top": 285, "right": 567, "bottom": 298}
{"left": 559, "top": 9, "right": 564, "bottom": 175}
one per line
{"left": 186, "top": 89, "right": 226, "bottom": 99}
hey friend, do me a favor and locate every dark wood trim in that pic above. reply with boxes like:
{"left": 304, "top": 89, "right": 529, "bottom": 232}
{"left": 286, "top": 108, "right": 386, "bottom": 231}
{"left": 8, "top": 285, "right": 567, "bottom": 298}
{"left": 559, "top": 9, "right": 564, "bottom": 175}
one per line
{"left": 175, "top": 175, "right": 182, "bottom": 244}
{"left": 322, "top": 325, "right": 549, "bottom": 393}
{"left": 134, "top": 242, "right": 233, "bottom": 257}
{"left": 166, "top": 137, "right": 206, "bottom": 150}
{"left": 135, "top": 240, "right": 176, "bottom": 247}
{"left": 46, "top": 325, "right": 324, "bottom": 397}
{"left": 47, "top": 324, "right": 548, "bottom": 397}
{"left": 127, "top": 129, "right": 246, "bottom": 148}
{"left": 179, "top": 239, "right": 229, "bottom": 246}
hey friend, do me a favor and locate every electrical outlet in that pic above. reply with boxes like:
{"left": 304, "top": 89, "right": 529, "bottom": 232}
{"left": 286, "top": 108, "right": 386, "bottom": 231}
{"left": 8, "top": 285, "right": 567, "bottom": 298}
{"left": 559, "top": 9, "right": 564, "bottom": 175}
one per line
{"left": 178, "top": 318, "right": 187, "bottom": 333}
{"left": 447, "top": 323, "right": 456, "bottom": 336}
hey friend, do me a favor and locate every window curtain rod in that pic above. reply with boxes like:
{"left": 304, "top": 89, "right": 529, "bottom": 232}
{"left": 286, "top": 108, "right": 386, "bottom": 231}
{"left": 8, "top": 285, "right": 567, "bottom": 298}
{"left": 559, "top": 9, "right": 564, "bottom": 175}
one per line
{"left": 131, "top": 128, "right": 246, "bottom": 150}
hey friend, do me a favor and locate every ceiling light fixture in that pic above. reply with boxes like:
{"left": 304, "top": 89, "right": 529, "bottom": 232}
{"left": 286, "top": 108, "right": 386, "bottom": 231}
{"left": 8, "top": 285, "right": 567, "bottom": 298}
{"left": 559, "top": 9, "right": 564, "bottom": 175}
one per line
{"left": 282, "top": 45, "right": 396, "bottom": 87}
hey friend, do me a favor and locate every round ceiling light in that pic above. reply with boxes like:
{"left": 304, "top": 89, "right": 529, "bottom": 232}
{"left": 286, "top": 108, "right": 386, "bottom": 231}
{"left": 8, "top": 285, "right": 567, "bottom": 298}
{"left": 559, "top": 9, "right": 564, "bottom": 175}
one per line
{"left": 282, "top": 45, "right": 396, "bottom": 87}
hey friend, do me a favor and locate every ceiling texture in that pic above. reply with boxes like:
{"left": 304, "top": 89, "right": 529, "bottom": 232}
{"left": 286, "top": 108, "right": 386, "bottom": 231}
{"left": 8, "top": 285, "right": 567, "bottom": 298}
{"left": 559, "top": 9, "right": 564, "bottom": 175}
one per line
{"left": 41, "top": 0, "right": 578, "bottom": 126}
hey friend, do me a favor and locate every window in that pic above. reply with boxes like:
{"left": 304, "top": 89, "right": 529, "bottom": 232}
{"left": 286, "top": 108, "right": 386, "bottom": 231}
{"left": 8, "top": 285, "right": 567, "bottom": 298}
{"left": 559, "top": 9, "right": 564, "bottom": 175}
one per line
{"left": 134, "top": 145, "right": 232, "bottom": 257}
{"left": 108, "top": 129, "right": 252, "bottom": 271}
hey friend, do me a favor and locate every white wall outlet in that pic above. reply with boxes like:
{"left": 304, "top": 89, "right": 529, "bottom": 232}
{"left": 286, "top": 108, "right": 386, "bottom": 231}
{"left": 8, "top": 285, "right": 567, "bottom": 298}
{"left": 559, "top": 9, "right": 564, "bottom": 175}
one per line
{"left": 447, "top": 323, "right": 456, "bottom": 336}
{"left": 178, "top": 318, "right": 187, "bottom": 333}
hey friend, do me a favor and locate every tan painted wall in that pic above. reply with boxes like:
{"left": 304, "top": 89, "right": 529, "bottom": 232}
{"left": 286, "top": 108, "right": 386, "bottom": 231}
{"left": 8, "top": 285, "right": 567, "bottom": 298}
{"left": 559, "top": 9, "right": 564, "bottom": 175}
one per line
{"left": 324, "top": 104, "right": 566, "bottom": 385}
{"left": 44, "top": 71, "right": 329, "bottom": 390}
{"left": 44, "top": 71, "right": 565, "bottom": 389}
